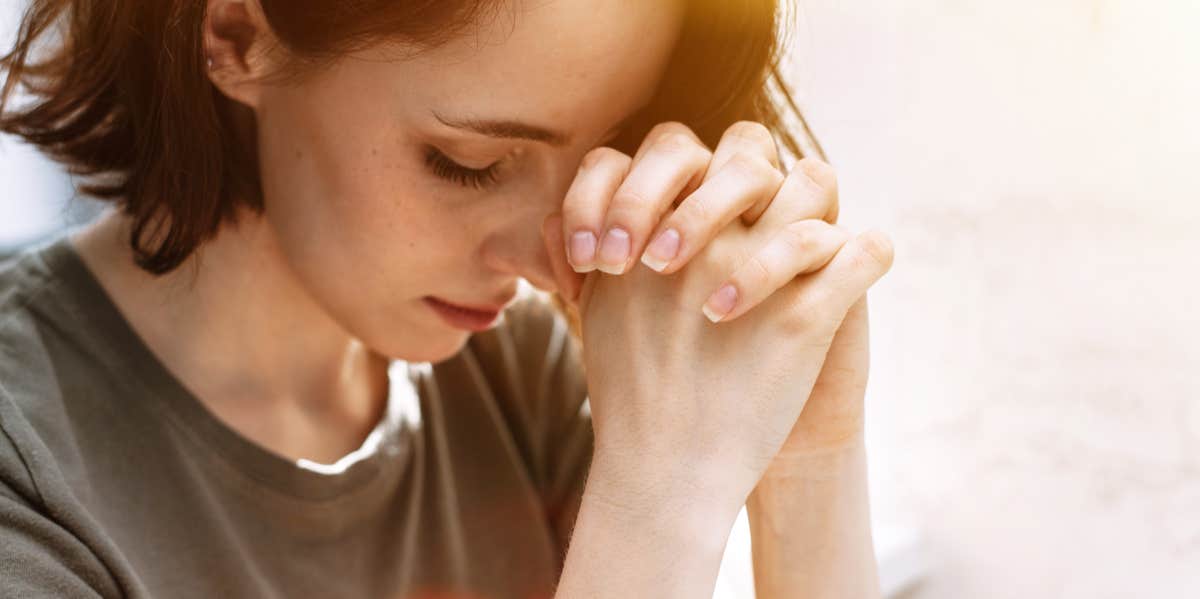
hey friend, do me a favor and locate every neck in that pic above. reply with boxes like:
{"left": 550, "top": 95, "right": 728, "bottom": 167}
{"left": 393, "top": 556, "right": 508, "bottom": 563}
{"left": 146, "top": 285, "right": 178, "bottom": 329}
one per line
{"left": 71, "top": 208, "right": 390, "bottom": 463}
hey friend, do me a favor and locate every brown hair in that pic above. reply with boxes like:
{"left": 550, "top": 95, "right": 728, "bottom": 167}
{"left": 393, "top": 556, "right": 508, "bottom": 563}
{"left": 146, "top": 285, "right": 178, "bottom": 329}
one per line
{"left": 1, "top": 0, "right": 823, "bottom": 275}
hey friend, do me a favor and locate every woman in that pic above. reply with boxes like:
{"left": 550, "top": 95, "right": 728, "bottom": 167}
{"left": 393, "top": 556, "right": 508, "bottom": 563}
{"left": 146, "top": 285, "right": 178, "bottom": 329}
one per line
{"left": 0, "top": 0, "right": 893, "bottom": 597}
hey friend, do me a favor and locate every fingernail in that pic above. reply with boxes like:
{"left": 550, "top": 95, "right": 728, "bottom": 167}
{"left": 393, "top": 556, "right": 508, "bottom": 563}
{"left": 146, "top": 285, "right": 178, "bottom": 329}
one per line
{"left": 702, "top": 283, "right": 738, "bottom": 323}
{"left": 640, "top": 228, "right": 680, "bottom": 272}
{"left": 568, "top": 231, "right": 597, "bottom": 273}
{"left": 597, "top": 227, "right": 631, "bottom": 274}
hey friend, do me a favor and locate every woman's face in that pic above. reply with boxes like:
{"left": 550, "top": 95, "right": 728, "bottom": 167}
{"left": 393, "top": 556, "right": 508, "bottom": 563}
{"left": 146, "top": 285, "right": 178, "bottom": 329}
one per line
{"left": 238, "top": 1, "right": 684, "bottom": 362}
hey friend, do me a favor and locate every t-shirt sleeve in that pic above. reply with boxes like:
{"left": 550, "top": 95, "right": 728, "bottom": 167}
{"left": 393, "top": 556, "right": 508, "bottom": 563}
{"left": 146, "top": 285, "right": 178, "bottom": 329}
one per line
{"left": 472, "top": 296, "right": 594, "bottom": 566}
{"left": 0, "top": 485, "right": 111, "bottom": 598}
{"left": 0, "top": 391, "right": 118, "bottom": 598}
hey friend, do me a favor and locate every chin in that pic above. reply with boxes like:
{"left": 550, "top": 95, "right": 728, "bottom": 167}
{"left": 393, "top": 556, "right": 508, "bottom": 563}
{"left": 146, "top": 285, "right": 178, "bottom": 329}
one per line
{"left": 369, "top": 322, "right": 472, "bottom": 364}
{"left": 415, "top": 333, "right": 472, "bottom": 364}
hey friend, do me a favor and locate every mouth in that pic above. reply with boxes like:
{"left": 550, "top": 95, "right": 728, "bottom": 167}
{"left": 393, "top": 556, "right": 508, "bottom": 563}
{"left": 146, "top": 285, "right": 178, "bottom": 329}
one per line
{"left": 422, "top": 295, "right": 511, "bottom": 332}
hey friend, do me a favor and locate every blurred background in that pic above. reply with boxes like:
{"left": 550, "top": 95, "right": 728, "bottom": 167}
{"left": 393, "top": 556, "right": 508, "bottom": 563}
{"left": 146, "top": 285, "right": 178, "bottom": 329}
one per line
{"left": 763, "top": 0, "right": 1199, "bottom": 597}
{"left": 4, "top": 0, "right": 1198, "bottom": 597}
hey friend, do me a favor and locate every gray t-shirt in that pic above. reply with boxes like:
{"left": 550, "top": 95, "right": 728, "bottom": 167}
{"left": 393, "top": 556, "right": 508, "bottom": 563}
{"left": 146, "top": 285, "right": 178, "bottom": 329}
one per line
{"left": 0, "top": 237, "right": 594, "bottom": 598}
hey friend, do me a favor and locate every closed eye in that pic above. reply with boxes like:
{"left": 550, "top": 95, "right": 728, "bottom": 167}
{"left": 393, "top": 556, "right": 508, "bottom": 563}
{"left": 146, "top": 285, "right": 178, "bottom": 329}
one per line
{"left": 423, "top": 146, "right": 502, "bottom": 189}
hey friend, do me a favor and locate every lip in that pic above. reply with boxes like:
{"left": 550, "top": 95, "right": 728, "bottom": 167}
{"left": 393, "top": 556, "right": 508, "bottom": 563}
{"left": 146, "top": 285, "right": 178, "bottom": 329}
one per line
{"left": 432, "top": 295, "right": 513, "bottom": 313}
{"left": 423, "top": 295, "right": 511, "bottom": 332}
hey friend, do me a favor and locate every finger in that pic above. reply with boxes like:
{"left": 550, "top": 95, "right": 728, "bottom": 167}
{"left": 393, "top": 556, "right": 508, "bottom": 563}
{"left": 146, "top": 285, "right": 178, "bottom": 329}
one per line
{"left": 596, "top": 123, "right": 711, "bottom": 275}
{"left": 700, "top": 220, "right": 851, "bottom": 323}
{"left": 748, "top": 157, "right": 844, "bottom": 236}
{"left": 755, "top": 158, "right": 840, "bottom": 230}
{"left": 707, "top": 121, "right": 782, "bottom": 177}
{"left": 808, "top": 294, "right": 870, "bottom": 399}
{"left": 705, "top": 121, "right": 782, "bottom": 222}
{"left": 542, "top": 212, "right": 583, "bottom": 304}
{"left": 638, "top": 152, "right": 783, "bottom": 274}
{"left": 791, "top": 229, "right": 895, "bottom": 324}
{"left": 785, "top": 294, "right": 871, "bottom": 454}
{"left": 561, "top": 147, "right": 633, "bottom": 273}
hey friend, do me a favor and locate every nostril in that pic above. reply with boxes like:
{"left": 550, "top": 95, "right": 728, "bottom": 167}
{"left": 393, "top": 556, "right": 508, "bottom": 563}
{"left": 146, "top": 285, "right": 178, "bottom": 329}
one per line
{"left": 521, "top": 268, "right": 560, "bottom": 294}
{"left": 481, "top": 249, "right": 558, "bottom": 295}
{"left": 479, "top": 225, "right": 566, "bottom": 295}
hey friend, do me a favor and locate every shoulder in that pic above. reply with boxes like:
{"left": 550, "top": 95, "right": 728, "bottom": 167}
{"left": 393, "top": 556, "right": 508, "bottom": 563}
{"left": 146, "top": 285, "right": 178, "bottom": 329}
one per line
{"left": 0, "top": 382, "right": 122, "bottom": 599}
{"left": 0, "top": 239, "right": 79, "bottom": 405}
{"left": 0, "top": 239, "right": 105, "bottom": 497}
{"left": 0, "top": 243, "right": 68, "bottom": 414}
{"left": 0, "top": 241, "right": 58, "bottom": 332}
{"left": 0, "top": 245, "right": 65, "bottom": 503}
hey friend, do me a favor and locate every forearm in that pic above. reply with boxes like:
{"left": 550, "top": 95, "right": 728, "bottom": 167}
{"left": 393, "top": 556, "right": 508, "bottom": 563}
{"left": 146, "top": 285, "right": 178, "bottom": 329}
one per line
{"left": 555, "top": 456, "right": 742, "bottom": 598}
{"left": 746, "top": 438, "right": 881, "bottom": 599}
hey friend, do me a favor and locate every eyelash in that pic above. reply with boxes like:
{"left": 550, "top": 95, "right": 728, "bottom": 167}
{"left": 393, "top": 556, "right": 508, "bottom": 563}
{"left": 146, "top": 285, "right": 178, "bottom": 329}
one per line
{"left": 423, "top": 146, "right": 502, "bottom": 190}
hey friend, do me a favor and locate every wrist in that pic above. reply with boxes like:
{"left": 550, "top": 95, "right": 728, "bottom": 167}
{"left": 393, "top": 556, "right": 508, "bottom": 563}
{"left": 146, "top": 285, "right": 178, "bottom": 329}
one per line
{"left": 556, "top": 462, "right": 741, "bottom": 598}
{"left": 763, "top": 430, "right": 867, "bottom": 481}
{"left": 585, "top": 448, "right": 748, "bottom": 521}
{"left": 744, "top": 438, "right": 880, "bottom": 599}
{"left": 579, "top": 472, "right": 738, "bottom": 556}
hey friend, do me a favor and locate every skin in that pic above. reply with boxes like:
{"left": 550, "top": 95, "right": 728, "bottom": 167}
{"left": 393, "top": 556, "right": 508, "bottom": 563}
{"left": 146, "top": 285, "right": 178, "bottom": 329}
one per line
{"left": 557, "top": 146, "right": 891, "bottom": 597}
{"left": 76, "top": 0, "right": 685, "bottom": 461}
{"left": 71, "top": 0, "right": 891, "bottom": 596}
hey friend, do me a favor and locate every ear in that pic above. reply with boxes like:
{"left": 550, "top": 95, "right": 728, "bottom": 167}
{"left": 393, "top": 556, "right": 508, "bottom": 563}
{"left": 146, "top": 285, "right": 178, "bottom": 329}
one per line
{"left": 204, "top": 0, "right": 275, "bottom": 108}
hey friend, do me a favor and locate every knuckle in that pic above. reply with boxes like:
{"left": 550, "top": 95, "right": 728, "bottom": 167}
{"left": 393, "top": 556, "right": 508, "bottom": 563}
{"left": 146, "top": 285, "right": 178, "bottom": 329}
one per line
{"left": 560, "top": 201, "right": 590, "bottom": 223}
{"left": 780, "top": 220, "right": 819, "bottom": 255}
{"left": 653, "top": 130, "right": 702, "bottom": 156}
{"left": 725, "top": 151, "right": 779, "bottom": 183}
{"left": 740, "top": 254, "right": 773, "bottom": 289}
{"left": 647, "top": 121, "right": 695, "bottom": 142}
{"left": 795, "top": 157, "right": 839, "bottom": 196}
{"left": 688, "top": 143, "right": 715, "bottom": 170}
{"left": 724, "top": 120, "right": 775, "bottom": 146}
{"left": 779, "top": 292, "right": 831, "bottom": 337}
{"left": 610, "top": 186, "right": 651, "bottom": 214}
{"left": 760, "top": 165, "right": 787, "bottom": 193}
{"left": 562, "top": 185, "right": 600, "bottom": 221}
{"left": 675, "top": 192, "right": 713, "bottom": 230}
{"left": 853, "top": 229, "right": 895, "bottom": 272}
{"left": 580, "top": 146, "right": 631, "bottom": 172}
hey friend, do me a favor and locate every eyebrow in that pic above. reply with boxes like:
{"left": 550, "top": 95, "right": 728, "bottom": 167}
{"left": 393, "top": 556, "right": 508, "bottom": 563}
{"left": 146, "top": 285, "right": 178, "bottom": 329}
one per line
{"left": 431, "top": 108, "right": 644, "bottom": 148}
{"left": 432, "top": 110, "right": 571, "bottom": 146}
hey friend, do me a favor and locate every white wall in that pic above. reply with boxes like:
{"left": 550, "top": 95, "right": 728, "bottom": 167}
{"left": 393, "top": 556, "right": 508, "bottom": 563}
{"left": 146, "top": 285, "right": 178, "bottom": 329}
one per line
{"left": 787, "top": 0, "right": 1200, "bottom": 596}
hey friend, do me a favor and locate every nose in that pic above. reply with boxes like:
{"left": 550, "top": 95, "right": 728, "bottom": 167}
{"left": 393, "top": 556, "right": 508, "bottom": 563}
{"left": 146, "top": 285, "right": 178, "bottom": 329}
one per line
{"left": 480, "top": 217, "right": 562, "bottom": 294}
{"left": 480, "top": 157, "right": 589, "bottom": 296}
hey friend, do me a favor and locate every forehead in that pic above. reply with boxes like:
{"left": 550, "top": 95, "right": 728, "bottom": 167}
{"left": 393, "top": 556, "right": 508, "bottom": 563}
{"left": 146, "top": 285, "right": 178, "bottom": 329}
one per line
{"left": 382, "top": 0, "right": 685, "bottom": 140}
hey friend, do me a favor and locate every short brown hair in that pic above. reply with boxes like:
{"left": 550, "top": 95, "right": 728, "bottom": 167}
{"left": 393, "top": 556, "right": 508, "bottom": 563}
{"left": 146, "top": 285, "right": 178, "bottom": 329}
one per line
{"left": 1, "top": 0, "right": 823, "bottom": 275}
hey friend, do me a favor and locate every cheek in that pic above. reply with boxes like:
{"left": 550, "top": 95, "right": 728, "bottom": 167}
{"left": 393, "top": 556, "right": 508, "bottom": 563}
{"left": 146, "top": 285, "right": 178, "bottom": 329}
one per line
{"left": 256, "top": 100, "right": 430, "bottom": 264}
{"left": 261, "top": 158, "right": 456, "bottom": 295}
{"left": 256, "top": 131, "right": 479, "bottom": 358}
{"left": 252, "top": 101, "right": 468, "bottom": 328}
